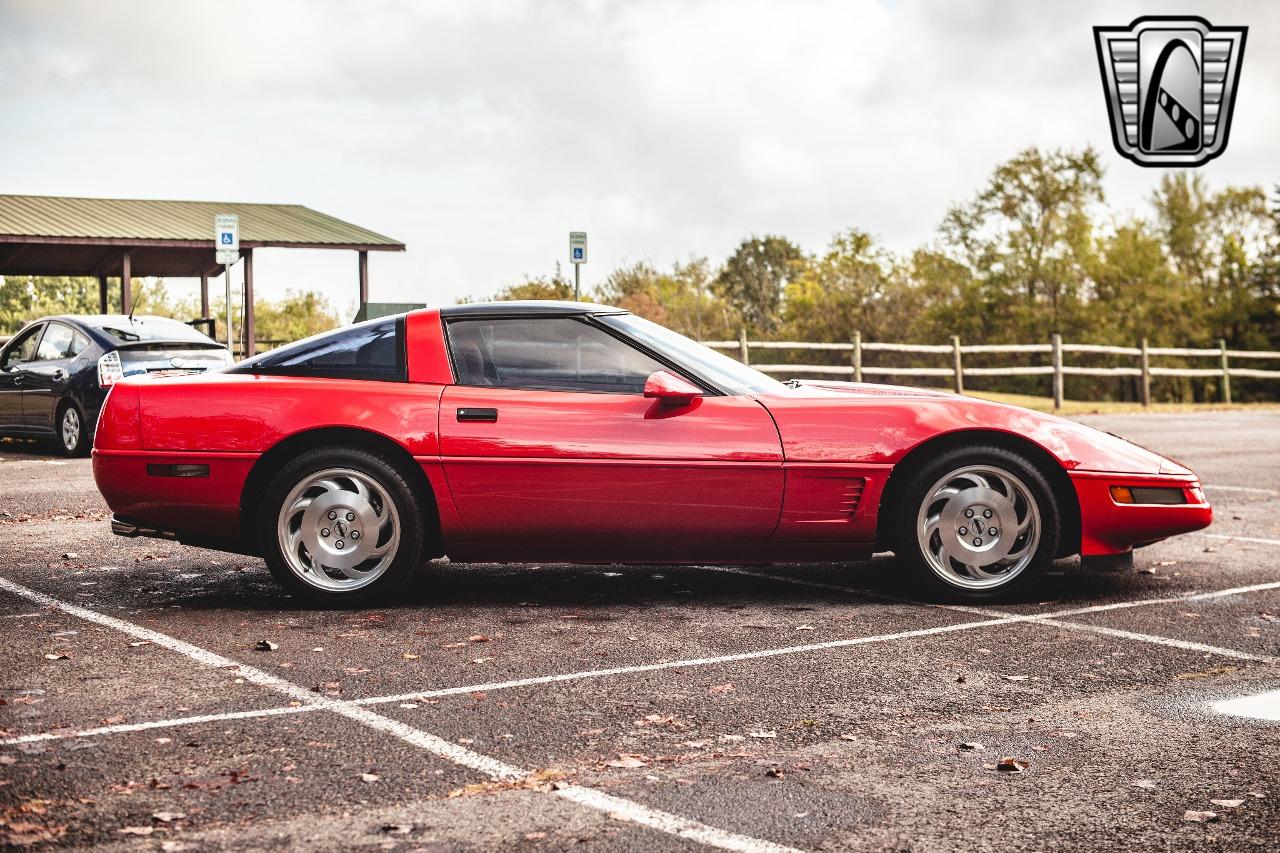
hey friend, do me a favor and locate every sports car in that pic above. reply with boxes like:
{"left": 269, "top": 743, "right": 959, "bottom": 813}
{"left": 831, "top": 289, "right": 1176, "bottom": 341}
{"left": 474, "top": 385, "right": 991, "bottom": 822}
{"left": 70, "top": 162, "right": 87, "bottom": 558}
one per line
{"left": 92, "top": 301, "right": 1212, "bottom": 603}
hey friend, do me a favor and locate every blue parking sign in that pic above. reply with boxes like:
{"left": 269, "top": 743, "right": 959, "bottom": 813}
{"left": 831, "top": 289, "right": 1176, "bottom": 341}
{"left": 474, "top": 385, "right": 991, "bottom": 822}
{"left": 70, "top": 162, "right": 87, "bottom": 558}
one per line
{"left": 573, "top": 248, "right": 583, "bottom": 260}
{"left": 220, "top": 232, "right": 234, "bottom": 245}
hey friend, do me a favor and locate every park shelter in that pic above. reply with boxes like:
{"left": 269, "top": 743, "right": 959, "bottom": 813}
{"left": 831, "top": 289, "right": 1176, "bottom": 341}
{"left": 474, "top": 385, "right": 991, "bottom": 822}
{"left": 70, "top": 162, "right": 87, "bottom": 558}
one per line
{"left": 0, "top": 195, "right": 405, "bottom": 356}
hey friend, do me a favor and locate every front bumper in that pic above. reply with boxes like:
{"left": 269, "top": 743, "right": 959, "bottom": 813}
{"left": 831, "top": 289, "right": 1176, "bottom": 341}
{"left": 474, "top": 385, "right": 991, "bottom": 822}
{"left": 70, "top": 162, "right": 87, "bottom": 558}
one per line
{"left": 1071, "top": 471, "right": 1212, "bottom": 555}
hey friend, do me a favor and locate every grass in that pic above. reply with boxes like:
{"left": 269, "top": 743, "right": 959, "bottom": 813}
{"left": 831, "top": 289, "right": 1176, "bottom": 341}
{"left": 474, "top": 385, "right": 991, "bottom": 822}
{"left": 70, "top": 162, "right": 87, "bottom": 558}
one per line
{"left": 963, "top": 390, "right": 1280, "bottom": 416}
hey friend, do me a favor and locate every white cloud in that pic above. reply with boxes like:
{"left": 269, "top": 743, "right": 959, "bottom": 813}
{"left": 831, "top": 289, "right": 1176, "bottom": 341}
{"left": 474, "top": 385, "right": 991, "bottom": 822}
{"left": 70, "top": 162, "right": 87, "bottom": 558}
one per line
{"left": 0, "top": 0, "right": 1275, "bottom": 312}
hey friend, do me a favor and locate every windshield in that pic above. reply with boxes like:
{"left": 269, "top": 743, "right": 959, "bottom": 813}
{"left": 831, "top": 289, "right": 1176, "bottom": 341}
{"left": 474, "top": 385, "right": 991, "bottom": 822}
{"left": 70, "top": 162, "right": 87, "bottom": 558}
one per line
{"left": 599, "top": 313, "right": 785, "bottom": 395}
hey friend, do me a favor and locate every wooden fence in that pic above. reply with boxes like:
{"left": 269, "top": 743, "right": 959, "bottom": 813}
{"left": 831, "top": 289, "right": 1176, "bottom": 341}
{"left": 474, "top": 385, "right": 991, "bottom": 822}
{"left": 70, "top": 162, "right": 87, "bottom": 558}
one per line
{"left": 701, "top": 332, "right": 1280, "bottom": 409}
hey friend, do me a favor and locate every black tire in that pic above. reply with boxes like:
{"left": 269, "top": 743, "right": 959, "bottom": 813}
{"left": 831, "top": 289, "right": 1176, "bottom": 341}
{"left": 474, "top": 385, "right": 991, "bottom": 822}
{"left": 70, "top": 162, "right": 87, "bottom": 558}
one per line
{"left": 259, "top": 447, "right": 426, "bottom": 605}
{"left": 892, "top": 445, "right": 1060, "bottom": 602}
{"left": 55, "top": 400, "right": 90, "bottom": 458}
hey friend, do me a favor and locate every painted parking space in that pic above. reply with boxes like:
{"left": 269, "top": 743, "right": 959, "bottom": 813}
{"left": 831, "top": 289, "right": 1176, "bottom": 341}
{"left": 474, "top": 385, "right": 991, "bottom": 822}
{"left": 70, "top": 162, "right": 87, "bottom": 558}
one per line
{"left": 3, "top": 411, "right": 1280, "bottom": 849}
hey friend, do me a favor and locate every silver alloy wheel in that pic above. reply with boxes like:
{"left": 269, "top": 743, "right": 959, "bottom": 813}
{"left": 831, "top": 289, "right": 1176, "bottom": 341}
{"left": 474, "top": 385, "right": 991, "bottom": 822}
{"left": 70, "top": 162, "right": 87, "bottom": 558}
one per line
{"left": 915, "top": 464, "right": 1041, "bottom": 590}
{"left": 276, "top": 467, "right": 401, "bottom": 593}
{"left": 61, "top": 407, "right": 80, "bottom": 452}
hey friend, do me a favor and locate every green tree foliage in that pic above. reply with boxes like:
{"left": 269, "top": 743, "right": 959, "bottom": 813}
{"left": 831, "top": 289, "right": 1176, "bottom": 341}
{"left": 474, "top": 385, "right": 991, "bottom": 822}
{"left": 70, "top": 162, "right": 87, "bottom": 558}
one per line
{"left": 714, "top": 235, "right": 804, "bottom": 332}
{"left": 783, "top": 229, "right": 911, "bottom": 343}
{"left": 942, "top": 147, "right": 1104, "bottom": 337}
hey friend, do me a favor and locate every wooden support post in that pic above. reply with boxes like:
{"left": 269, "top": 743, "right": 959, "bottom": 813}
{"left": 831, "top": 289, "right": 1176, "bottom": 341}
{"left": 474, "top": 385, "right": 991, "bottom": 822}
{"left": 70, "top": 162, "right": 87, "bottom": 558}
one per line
{"left": 120, "top": 250, "right": 133, "bottom": 315}
{"left": 358, "top": 250, "right": 369, "bottom": 307}
{"left": 951, "top": 335, "right": 963, "bottom": 395}
{"left": 1052, "top": 334, "right": 1064, "bottom": 410}
{"left": 243, "top": 249, "right": 256, "bottom": 358}
{"left": 738, "top": 328, "right": 749, "bottom": 365}
{"left": 200, "top": 272, "right": 210, "bottom": 319}
{"left": 97, "top": 275, "right": 108, "bottom": 314}
{"left": 852, "top": 331, "right": 863, "bottom": 383}
{"left": 1140, "top": 337, "right": 1151, "bottom": 408}
{"left": 1219, "top": 338, "right": 1231, "bottom": 404}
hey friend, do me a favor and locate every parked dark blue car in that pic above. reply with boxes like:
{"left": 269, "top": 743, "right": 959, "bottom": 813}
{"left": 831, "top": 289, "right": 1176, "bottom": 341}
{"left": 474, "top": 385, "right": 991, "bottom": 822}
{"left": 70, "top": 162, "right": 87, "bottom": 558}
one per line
{"left": 0, "top": 315, "right": 231, "bottom": 456}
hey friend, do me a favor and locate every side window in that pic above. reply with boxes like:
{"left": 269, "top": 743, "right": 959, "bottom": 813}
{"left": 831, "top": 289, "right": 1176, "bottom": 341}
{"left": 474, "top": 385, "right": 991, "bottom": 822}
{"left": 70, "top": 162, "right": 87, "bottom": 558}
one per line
{"left": 69, "top": 331, "right": 90, "bottom": 358}
{"left": 35, "top": 323, "right": 76, "bottom": 361}
{"left": 2, "top": 325, "right": 43, "bottom": 369}
{"left": 245, "top": 318, "right": 405, "bottom": 382}
{"left": 448, "top": 317, "right": 671, "bottom": 394}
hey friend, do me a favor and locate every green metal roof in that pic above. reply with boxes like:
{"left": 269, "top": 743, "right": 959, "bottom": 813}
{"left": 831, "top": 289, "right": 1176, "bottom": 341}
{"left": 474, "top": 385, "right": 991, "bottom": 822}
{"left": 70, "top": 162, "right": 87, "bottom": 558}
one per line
{"left": 0, "top": 194, "right": 404, "bottom": 251}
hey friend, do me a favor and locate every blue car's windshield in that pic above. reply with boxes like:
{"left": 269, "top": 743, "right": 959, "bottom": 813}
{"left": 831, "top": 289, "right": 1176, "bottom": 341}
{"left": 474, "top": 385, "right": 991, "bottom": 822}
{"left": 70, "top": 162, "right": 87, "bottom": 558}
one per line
{"left": 599, "top": 313, "right": 785, "bottom": 396}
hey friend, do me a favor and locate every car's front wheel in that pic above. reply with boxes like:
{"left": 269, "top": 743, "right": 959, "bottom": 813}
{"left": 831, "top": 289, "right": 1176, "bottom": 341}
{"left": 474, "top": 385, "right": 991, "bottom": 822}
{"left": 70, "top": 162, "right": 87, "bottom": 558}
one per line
{"left": 894, "top": 446, "right": 1060, "bottom": 601}
{"left": 260, "top": 447, "right": 425, "bottom": 604}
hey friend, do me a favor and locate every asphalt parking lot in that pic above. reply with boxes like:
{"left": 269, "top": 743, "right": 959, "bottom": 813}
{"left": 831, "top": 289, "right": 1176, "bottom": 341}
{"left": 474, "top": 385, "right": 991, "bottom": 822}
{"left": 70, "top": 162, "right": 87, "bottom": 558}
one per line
{"left": 2, "top": 411, "right": 1279, "bottom": 851}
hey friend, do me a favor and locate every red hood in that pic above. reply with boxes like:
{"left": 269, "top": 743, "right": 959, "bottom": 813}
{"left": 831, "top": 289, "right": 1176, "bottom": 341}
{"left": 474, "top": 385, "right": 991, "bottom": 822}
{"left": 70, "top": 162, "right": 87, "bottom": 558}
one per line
{"left": 757, "top": 382, "right": 1184, "bottom": 476}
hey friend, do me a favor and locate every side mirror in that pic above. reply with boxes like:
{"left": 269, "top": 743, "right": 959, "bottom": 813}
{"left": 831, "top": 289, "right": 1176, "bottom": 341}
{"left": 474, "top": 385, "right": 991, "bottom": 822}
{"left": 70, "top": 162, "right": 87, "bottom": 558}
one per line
{"left": 643, "top": 371, "right": 701, "bottom": 406}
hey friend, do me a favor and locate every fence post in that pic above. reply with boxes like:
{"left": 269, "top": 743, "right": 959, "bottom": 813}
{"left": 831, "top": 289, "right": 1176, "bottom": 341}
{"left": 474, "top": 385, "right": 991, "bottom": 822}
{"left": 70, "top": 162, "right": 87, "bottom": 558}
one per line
{"left": 1052, "top": 334, "right": 1064, "bottom": 410}
{"left": 852, "top": 331, "right": 863, "bottom": 383}
{"left": 1140, "top": 337, "right": 1151, "bottom": 408}
{"left": 950, "top": 335, "right": 963, "bottom": 394}
{"left": 738, "top": 328, "right": 749, "bottom": 366}
{"left": 1219, "top": 338, "right": 1232, "bottom": 404}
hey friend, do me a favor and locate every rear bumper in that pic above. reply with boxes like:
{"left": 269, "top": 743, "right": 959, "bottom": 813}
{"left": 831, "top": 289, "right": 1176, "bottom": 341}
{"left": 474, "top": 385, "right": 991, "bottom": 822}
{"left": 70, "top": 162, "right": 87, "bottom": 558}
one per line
{"left": 1071, "top": 471, "right": 1212, "bottom": 556}
{"left": 93, "top": 448, "right": 258, "bottom": 544}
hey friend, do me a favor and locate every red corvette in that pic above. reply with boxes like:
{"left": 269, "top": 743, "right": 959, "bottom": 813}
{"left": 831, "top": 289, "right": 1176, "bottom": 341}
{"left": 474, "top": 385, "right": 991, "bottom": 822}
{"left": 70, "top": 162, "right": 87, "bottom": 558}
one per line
{"left": 92, "top": 302, "right": 1211, "bottom": 603}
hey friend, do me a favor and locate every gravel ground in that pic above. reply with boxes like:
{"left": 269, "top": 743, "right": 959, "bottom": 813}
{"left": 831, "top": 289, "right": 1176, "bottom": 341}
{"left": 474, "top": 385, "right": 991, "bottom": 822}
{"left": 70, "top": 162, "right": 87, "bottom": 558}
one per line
{"left": 2, "top": 412, "right": 1278, "bottom": 851}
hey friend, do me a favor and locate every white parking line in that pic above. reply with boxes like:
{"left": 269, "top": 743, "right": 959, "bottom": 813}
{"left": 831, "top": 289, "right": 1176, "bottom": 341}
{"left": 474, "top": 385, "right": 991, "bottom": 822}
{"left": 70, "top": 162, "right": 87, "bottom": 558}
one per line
{"left": 1213, "top": 689, "right": 1280, "bottom": 722}
{"left": 0, "top": 576, "right": 797, "bottom": 853}
{"left": 1204, "top": 484, "right": 1280, "bottom": 496}
{"left": 705, "top": 567, "right": 1280, "bottom": 663}
{"left": 1200, "top": 533, "right": 1280, "bottom": 547}
{"left": 8, "top": 577, "right": 1280, "bottom": 750}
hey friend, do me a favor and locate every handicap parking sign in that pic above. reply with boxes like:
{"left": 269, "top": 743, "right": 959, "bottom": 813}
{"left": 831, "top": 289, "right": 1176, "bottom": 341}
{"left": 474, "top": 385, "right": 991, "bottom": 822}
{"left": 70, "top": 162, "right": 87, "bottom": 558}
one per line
{"left": 220, "top": 232, "right": 234, "bottom": 245}
{"left": 573, "top": 247, "right": 584, "bottom": 260}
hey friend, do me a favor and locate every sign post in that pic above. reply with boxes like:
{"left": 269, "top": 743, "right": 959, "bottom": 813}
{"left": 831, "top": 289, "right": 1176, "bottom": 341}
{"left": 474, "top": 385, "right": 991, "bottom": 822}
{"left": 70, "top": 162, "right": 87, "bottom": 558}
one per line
{"left": 569, "top": 231, "right": 587, "bottom": 301}
{"left": 214, "top": 214, "right": 239, "bottom": 355}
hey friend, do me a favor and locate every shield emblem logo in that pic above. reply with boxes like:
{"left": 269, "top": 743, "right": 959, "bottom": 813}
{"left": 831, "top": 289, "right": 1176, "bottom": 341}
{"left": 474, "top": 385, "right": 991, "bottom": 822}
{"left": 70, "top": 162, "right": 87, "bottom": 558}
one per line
{"left": 1094, "top": 16, "right": 1247, "bottom": 167}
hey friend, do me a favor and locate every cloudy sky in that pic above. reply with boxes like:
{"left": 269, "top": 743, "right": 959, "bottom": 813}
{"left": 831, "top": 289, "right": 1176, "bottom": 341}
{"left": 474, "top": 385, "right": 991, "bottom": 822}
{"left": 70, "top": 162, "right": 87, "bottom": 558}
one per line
{"left": 1, "top": 0, "right": 1275, "bottom": 314}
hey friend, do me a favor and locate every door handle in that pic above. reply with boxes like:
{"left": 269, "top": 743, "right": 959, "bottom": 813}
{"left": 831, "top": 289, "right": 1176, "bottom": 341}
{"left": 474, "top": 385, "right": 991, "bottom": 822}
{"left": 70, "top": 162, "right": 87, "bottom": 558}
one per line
{"left": 457, "top": 407, "right": 498, "bottom": 423}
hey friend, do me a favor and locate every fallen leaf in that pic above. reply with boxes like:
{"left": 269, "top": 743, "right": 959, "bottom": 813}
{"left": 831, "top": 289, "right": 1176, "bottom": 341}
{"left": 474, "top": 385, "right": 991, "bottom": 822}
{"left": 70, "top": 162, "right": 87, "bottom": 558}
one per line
{"left": 468, "top": 634, "right": 490, "bottom": 643}
{"left": 101, "top": 715, "right": 126, "bottom": 725}
{"left": 382, "top": 824, "right": 412, "bottom": 835}
{"left": 472, "top": 657, "right": 494, "bottom": 663}
{"left": 708, "top": 682, "right": 735, "bottom": 695}
{"left": 1210, "top": 799, "right": 1245, "bottom": 808}
{"left": 995, "top": 757, "right": 1029, "bottom": 772}
{"left": 442, "top": 642, "right": 468, "bottom": 649}
{"left": 838, "top": 734, "right": 858, "bottom": 741}
{"left": 151, "top": 811, "right": 186, "bottom": 822}
{"left": 605, "top": 754, "right": 648, "bottom": 768}
{"left": 254, "top": 640, "right": 278, "bottom": 652}
{"left": 361, "top": 772, "right": 380, "bottom": 783}
{"left": 128, "top": 641, "right": 151, "bottom": 648}
{"left": 524, "top": 831, "right": 547, "bottom": 840}
{"left": 44, "top": 652, "right": 70, "bottom": 660}
{"left": 61, "top": 552, "right": 78, "bottom": 560}
{"left": 958, "top": 742, "right": 984, "bottom": 751}
{"left": 119, "top": 826, "right": 154, "bottom": 835}
{"left": 765, "top": 767, "right": 785, "bottom": 779}
{"left": 1184, "top": 810, "right": 1219, "bottom": 823}
{"left": 747, "top": 730, "right": 777, "bottom": 739}
{"left": 795, "top": 625, "right": 815, "bottom": 631}
{"left": 1003, "top": 675, "right": 1030, "bottom": 682}
{"left": 1131, "top": 779, "right": 1158, "bottom": 790}
{"left": 402, "top": 653, "right": 420, "bottom": 659}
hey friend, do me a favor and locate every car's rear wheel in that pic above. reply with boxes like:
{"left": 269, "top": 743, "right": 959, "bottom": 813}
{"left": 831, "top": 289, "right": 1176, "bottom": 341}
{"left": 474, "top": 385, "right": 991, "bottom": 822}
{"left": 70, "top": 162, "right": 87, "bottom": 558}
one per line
{"left": 259, "top": 447, "right": 425, "bottom": 605}
{"left": 894, "top": 446, "right": 1060, "bottom": 601}
{"left": 57, "top": 401, "right": 89, "bottom": 457}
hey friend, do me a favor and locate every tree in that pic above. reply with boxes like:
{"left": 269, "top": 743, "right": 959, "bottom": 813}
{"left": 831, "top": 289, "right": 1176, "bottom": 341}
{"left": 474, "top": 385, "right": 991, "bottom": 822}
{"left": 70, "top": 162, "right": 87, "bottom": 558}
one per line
{"left": 942, "top": 147, "right": 1103, "bottom": 336}
{"left": 782, "top": 229, "right": 907, "bottom": 343}
{"left": 595, "top": 257, "right": 736, "bottom": 340}
{"left": 714, "top": 235, "right": 805, "bottom": 333}
{"left": 0, "top": 276, "right": 100, "bottom": 333}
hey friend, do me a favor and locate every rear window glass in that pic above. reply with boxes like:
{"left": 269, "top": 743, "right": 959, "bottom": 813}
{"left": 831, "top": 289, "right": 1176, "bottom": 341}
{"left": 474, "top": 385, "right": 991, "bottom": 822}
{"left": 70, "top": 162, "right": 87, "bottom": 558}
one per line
{"left": 92, "top": 317, "right": 218, "bottom": 344}
{"left": 239, "top": 318, "right": 405, "bottom": 382}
